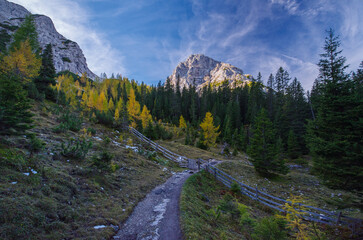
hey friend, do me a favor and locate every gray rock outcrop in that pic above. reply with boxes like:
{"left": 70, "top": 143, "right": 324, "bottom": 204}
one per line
{"left": 169, "top": 54, "right": 250, "bottom": 90}
{"left": 0, "top": 0, "right": 96, "bottom": 79}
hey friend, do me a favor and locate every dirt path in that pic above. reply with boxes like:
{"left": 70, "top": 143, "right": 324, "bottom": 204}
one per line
{"left": 113, "top": 170, "right": 194, "bottom": 240}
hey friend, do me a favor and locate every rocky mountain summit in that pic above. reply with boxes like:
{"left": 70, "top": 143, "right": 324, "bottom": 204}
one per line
{"left": 0, "top": 0, "right": 96, "bottom": 79}
{"left": 169, "top": 54, "right": 250, "bottom": 90}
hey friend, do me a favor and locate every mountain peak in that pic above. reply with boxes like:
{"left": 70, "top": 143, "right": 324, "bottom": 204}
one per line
{"left": 169, "top": 54, "right": 249, "bottom": 90}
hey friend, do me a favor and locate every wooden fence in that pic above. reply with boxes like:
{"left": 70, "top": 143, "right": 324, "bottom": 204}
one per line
{"left": 128, "top": 127, "right": 362, "bottom": 234}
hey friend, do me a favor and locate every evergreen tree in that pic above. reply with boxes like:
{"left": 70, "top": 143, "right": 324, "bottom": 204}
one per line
{"left": 247, "top": 109, "right": 288, "bottom": 175}
{"left": 34, "top": 44, "right": 56, "bottom": 99}
{"left": 10, "top": 15, "right": 40, "bottom": 54}
{"left": 287, "top": 130, "right": 300, "bottom": 159}
{"left": 306, "top": 29, "right": 362, "bottom": 190}
{"left": 0, "top": 73, "right": 33, "bottom": 134}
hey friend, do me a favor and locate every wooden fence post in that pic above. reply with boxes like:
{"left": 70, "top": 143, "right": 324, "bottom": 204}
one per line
{"left": 255, "top": 186, "right": 258, "bottom": 200}
{"left": 336, "top": 212, "right": 342, "bottom": 224}
{"left": 214, "top": 168, "right": 217, "bottom": 178}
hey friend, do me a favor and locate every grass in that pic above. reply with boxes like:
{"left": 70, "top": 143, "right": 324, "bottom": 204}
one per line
{"left": 180, "top": 171, "right": 282, "bottom": 240}
{"left": 0, "top": 101, "right": 175, "bottom": 239}
{"left": 217, "top": 160, "right": 363, "bottom": 219}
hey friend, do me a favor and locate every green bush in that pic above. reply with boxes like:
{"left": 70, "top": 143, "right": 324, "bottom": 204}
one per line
{"left": 230, "top": 182, "right": 241, "bottom": 195}
{"left": 60, "top": 137, "right": 92, "bottom": 159}
{"left": 53, "top": 111, "right": 82, "bottom": 133}
{"left": 95, "top": 111, "right": 114, "bottom": 127}
{"left": 251, "top": 216, "right": 287, "bottom": 240}
{"left": 87, "top": 127, "right": 96, "bottom": 135}
{"left": 27, "top": 134, "right": 45, "bottom": 153}
{"left": 91, "top": 151, "right": 114, "bottom": 170}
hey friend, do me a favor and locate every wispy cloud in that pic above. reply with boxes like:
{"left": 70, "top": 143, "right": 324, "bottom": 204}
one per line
{"left": 270, "top": 0, "right": 299, "bottom": 15}
{"left": 10, "top": 0, "right": 126, "bottom": 76}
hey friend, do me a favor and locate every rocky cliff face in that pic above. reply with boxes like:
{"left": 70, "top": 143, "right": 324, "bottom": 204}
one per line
{"left": 169, "top": 54, "right": 250, "bottom": 90}
{"left": 0, "top": 0, "right": 96, "bottom": 79}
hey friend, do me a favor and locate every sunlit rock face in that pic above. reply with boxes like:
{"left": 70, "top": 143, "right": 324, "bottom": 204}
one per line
{"left": 169, "top": 54, "right": 250, "bottom": 91}
{"left": 0, "top": 0, "right": 96, "bottom": 79}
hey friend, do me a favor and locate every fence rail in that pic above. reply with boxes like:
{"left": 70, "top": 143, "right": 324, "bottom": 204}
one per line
{"left": 128, "top": 127, "right": 362, "bottom": 234}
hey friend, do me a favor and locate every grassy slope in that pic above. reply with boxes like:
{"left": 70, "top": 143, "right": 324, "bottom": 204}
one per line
{"left": 160, "top": 139, "right": 362, "bottom": 219}
{"left": 0, "top": 101, "right": 180, "bottom": 239}
{"left": 173, "top": 141, "right": 361, "bottom": 239}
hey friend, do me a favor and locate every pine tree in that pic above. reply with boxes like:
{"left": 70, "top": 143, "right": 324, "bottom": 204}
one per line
{"left": 200, "top": 112, "right": 220, "bottom": 149}
{"left": 306, "top": 29, "right": 362, "bottom": 190}
{"left": 247, "top": 109, "right": 288, "bottom": 175}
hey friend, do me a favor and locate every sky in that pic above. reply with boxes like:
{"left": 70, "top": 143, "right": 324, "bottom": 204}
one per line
{"left": 10, "top": 0, "right": 363, "bottom": 90}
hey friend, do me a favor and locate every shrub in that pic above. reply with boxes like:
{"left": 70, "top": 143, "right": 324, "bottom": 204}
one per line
{"left": 61, "top": 137, "right": 92, "bottom": 159}
{"left": 53, "top": 111, "right": 82, "bottom": 133}
{"left": 27, "top": 134, "right": 45, "bottom": 153}
{"left": 91, "top": 151, "right": 114, "bottom": 170}
{"left": 87, "top": 127, "right": 96, "bottom": 135}
{"left": 230, "top": 182, "right": 241, "bottom": 195}
{"left": 95, "top": 111, "right": 114, "bottom": 127}
{"left": 252, "top": 216, "right": 287, "bottom": 240}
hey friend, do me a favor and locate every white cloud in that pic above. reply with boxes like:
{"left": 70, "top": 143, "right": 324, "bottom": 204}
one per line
{"left": 10, "top": 0, "right": 126, "bottom": 76}
{"left": 270, "top": 0, "right": 300, "bottom": 15}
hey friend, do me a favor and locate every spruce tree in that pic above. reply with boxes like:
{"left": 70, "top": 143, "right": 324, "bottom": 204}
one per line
{"left": 307, "top": 29, "right": 362, "bottom": 190}
{"left": 34, "top": 44, "right": 56, "bottom": 99}
{"left": 0, "top": 73, "right": 33, "bottom": 134}
{"left": 247, "top": 109, "right": 288, "bottom": 175}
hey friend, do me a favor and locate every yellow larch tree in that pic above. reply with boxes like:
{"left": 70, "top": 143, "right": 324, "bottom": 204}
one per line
{"left": 2, "top": 39, "right": 41, "bottom": 82}
{"left": 114, "top": 108, "right": 120, "bottom": 121}
{"left": 140, "top": 105, "right": 153, "bottom": 128}
{"left": 126, "top": 88, "right": 140, "bottom": 128}
{"left": 200, "top": 112, "right": 220, "bottom": 148}
{"left": 97, "top": 91, "right": 107, "bottom": 112}
{"left": 108, "top": 98, "right": 115, "bottom": 111}
{"left": 179, "top": 115, "right": 187, "bottom": 129}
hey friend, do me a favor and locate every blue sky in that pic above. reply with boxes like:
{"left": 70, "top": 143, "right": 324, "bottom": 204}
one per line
{"left": 11, "top": 0, "right": 363, "bottom": 90}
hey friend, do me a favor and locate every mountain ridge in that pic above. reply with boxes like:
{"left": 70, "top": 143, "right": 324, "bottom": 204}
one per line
{"left": 0, "top": 0, "right": 96, "bottom": 79}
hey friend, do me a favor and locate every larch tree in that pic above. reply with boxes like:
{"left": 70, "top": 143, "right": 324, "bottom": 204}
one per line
{"left": 179, "top": 115, "right": 187, "bottom": 129}
{"left": 2, "top": 40, "right": 41, "bottom": 82}
{"left": 140, "top": 105, "right": 153, "bottom": 129}
{"left": 127, "top": 88, "right": 140, "bottom": 128}
{"left": 200, "top": 112, "right": 220, "bottom": 148}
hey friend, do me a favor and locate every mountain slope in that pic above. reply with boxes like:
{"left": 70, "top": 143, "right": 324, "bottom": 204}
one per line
{"left": 0, "top": 0, "right": 96, "bottom": 79}
{"left": 169, "top": 54, "right": 251, "bottom": 90}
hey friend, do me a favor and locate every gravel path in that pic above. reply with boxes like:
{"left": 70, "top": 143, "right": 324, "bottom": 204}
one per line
{"left": 113, "top": 170, "right": 194, "bottom": 240}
